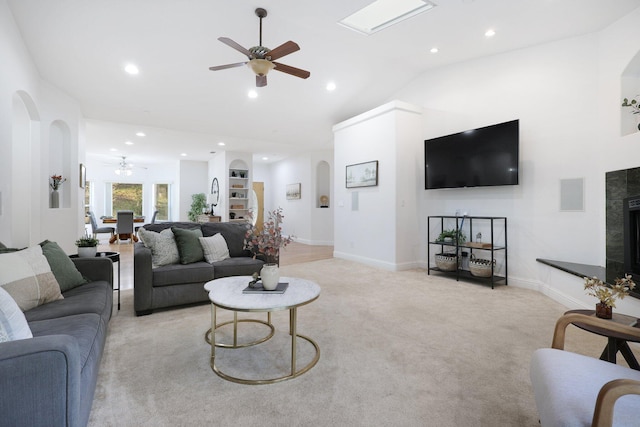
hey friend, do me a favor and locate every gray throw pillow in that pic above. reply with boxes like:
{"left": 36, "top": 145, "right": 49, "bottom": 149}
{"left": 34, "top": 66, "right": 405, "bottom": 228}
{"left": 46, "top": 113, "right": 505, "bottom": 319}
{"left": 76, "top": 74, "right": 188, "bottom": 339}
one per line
{"left": 138, "top": 228, "right": 180, "bottom": 267}
{"left": 171, "top": 227, "right": 204, "bottom": 264}
{"left": 40, "top": 240, "right": 87, "bottom": 292}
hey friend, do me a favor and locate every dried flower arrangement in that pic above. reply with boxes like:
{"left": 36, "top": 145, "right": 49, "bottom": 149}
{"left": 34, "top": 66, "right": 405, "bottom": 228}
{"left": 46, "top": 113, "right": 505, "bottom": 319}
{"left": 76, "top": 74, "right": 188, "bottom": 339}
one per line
{"left": 244, "top": 207, "right": 293, "bottom": 264}
{"left": 50, "top": 175, "right": 67, "bottom": 190}
{"left": 583, "top": 274, "right": 636, "bottom": 308}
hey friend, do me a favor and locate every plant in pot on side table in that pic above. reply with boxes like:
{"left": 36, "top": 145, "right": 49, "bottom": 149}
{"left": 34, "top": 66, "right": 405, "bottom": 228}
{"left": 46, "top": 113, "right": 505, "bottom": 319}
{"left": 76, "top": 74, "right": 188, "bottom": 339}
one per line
{"left": 244, "top": 207, "right": 293, "bottom": 290}
{"left": 583, "top": 274, "right": 636, "bottom": 319}
{"left": 75, "top": 234, "right": 99, "bottom": 258}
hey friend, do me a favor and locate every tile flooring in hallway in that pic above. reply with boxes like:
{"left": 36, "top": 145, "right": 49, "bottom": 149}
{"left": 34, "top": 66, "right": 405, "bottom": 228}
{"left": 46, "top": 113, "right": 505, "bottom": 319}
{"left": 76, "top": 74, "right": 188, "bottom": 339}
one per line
{"left": 96, "top": 239, "right": 333, "bottom": 291}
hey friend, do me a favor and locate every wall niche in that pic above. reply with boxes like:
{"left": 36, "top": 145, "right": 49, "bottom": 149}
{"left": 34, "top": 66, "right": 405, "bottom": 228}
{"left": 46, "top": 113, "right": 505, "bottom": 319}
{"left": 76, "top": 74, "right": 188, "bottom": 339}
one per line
{"left": 621, "top": 50, "right": 640, "bottom": 136}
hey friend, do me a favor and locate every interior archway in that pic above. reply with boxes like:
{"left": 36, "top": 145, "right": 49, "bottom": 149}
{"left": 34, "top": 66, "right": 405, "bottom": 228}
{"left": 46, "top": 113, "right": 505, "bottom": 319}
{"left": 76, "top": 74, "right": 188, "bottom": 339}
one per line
{"left": 12, "top": 91, "right": 41, "bottom": 247}
{"left": 315, "top": 160, "right": 330, "bottom": 208}
{"left": 621, "top": 50, "right": 640, "bottom": 136}
{"left": 49, "top": 120, "right": 72, "bottom": 208}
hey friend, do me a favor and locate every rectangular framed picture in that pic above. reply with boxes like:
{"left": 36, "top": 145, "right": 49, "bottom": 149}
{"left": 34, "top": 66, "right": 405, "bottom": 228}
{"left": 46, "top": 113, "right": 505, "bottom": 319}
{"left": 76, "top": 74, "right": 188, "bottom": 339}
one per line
{"left": 79, "top": 163, "right": 86, "bottom": 188}
{"left": 346, "top": 160, "right": 378, "bottom": 188}
{"left": 286, "top": 183, "right": 301, "bottom": 200}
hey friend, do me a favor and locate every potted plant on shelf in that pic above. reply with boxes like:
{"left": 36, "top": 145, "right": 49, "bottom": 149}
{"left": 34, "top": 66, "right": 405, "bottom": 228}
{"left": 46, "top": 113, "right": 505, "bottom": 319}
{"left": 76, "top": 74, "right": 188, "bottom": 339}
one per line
{"left": 435, "top": 229, "right": 466, "bottom": 245}
{"left": 583, "top": 274, "right": 636, "bottom": 319}
{"left": 244, "top": 208, "right": 293, "bottom": 290}
{"left": 75, "top": 233, "right": 99, "bottom": 258}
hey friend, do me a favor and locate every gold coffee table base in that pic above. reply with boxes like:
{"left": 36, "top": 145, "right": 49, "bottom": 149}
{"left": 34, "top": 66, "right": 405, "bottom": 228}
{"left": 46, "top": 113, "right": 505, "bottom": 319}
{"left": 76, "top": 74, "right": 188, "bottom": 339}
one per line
{"left": 204, "top": 312, "right": 275, "bottom": 348}
{"left": 208, "top": 305, "right": 320, "bottom": 385}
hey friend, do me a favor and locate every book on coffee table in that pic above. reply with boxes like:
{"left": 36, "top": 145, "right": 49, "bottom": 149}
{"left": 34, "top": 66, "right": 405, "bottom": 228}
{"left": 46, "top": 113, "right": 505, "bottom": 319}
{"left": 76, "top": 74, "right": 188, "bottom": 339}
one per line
{"left": 242, "top": 282, "right": 289, "bottom": 294}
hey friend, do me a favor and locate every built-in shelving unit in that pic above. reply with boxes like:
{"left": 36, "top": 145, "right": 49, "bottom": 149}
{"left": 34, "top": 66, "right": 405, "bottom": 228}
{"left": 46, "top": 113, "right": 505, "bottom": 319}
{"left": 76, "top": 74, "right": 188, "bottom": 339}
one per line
{"left": 228, "top": 168, "right": 249, "bottom": 222}
{"left": 427, "top": 215, "right": 508, "bottom": 289}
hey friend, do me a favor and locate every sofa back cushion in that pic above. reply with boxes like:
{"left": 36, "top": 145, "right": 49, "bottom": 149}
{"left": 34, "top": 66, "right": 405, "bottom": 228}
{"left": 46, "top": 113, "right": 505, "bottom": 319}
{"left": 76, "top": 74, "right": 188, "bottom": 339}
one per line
{"left": 201, "top": 222, "right": 251, "bottom": 257}
{"left": 143, "top": 222, "right": 252, "bottom": 258}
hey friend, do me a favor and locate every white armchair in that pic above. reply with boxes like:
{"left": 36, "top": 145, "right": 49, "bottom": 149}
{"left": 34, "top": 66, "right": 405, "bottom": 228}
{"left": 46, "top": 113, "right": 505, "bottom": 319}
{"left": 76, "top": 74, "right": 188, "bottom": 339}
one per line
{"left": 530, "top": 313, "right": 640, "bottom": 427}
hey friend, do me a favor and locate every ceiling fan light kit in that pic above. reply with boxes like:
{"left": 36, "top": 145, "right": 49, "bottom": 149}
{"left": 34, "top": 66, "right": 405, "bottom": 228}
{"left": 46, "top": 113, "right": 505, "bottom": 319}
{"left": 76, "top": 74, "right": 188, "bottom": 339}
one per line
{"left": 209, "top": 7, "right": 310, "bottom": 87}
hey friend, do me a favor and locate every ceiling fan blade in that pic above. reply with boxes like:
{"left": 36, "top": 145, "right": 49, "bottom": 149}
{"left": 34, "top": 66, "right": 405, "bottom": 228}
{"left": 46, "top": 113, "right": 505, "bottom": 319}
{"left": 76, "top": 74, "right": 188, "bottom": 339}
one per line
{"left": 266, "top": 41, "right": 300, "bottom": 61}
{"left": 256, "top": 75, "right": 267, "bottom": 87}
{"left": 218, "top": 37, "right": 252, "bottom": 58}
{"left": 272, "top": 62, "right": 310, "bottom": 79}
{"left": 208, "top": 62, "right": 247, "bottom": 71}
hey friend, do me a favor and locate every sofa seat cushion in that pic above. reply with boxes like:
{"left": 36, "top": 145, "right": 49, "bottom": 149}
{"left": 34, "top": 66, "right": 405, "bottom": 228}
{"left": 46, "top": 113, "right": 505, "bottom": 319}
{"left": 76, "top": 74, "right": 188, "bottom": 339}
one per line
{"left": 530, "top": 348, "right": 640, "bottom": 427}
{"left": 29, "top": 313, "right": 105, "bottom": 373}
{"left": 212, "top": 257, "right": 264, "bottom": 279}
{"left": 24, "top": 281, "right": 112, "bottom": 323}
{"left": 152, "top": 262, "right": 215, "bottom": 287}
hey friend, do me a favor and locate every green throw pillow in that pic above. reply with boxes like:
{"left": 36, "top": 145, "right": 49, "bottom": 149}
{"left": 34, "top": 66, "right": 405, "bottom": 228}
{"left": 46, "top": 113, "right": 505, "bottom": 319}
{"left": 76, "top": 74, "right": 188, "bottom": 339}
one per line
{"left": 40, "top": 240, "right": 87, "bottom": 292}
{"left": 171, "top": 227, "right": 204, "bottom": 264}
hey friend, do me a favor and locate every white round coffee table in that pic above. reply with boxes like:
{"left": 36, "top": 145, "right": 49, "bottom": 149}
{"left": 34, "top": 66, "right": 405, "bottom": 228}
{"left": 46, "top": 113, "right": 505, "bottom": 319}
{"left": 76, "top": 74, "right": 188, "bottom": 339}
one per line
{"left": 204, "top": 276, "right": 320, "bottom": 384}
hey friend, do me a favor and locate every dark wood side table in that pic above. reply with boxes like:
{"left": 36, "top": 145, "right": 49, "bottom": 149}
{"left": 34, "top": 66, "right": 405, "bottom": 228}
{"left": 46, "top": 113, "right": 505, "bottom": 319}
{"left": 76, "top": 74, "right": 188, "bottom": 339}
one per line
{"left": 566, "top": 309, "right": 640, "bottom": 370}
{"left": 71, "top": 251, "right": 120, "bottom": 310}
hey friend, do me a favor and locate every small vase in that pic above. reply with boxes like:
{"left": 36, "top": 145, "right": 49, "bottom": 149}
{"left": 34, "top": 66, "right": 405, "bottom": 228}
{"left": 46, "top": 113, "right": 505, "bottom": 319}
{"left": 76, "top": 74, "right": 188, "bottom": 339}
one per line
{"left": 77, "top": 246, "right": 97, "bottom": 258}
{"left": 260, "top": 263, "right": 280, "bottom": 290}
{"left": 51, "top": 189, "right": 59, "bottom": 208}
{"left": 595, "top": 302, "right": 612, "bottom": 319}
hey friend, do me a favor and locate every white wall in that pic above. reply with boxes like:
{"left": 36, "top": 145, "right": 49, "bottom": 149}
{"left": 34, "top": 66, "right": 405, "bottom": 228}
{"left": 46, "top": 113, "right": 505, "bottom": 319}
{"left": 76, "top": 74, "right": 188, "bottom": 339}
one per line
{"left": 258, "top": 151, "right": 334, "bottom": 245}
{"left": 179, "top": 160, "right": 208, "bottom": 221}
{"left": 0, "top": 0, "right": 85, "bottom": 252}
{"left": 333, "top": 101, "right": 422, "bottom": 269}
{"left": 385, "top": 11, "right": 640, "bottom": 315}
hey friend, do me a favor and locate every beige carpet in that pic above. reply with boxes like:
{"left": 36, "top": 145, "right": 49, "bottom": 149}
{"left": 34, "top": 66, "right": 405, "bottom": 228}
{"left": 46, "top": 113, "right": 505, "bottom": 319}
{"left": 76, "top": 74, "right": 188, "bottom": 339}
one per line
{"left": 89, "top": 258, "right": 617, "bottom": 426}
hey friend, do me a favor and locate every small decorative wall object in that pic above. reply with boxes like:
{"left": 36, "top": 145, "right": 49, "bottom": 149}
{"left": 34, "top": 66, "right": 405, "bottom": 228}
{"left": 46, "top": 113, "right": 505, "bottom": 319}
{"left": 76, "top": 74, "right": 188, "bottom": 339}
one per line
{"left": 79, "top": 164, "right": 86, "bottom": 188}
{"left": 286, "top": 183, "right": 301, "bottom": 200}
{"left": 346, "top": 160, "right": 378, "bottom": 188}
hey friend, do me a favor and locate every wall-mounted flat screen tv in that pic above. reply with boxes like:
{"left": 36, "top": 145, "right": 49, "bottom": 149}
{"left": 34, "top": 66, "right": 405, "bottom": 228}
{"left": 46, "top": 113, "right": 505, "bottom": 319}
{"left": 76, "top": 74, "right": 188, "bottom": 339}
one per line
{"left": 424, "top": 119, "right": 519, "bottom": 190}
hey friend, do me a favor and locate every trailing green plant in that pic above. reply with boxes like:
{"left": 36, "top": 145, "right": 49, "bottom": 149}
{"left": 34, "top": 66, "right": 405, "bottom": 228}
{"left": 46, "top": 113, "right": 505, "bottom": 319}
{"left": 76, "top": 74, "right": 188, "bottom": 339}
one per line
{"left": 436, "top": 229, "right": 466, "bottom": 244}
{"left": 75, "top": 233, "right": 99, "bottom": 247}
{"left": 188, "top": 193, "right": 207, "bottom": 222}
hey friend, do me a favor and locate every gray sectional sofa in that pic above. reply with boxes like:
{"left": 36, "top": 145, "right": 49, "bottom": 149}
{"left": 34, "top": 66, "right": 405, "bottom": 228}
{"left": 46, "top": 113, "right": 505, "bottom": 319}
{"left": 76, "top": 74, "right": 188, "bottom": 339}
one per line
{"left": 134, "top": 221, "right": 264, "bottom": 315}
{"left": 0, "top": 256, "right": 113, "bottom": 427}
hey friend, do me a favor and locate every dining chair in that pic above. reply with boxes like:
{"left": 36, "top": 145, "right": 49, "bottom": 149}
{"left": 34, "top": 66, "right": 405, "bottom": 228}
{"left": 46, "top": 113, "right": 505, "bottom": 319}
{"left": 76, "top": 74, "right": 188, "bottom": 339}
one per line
{"left": 115, "top": 210, "right": 135, "bottom": 243}
{"left": 135, "top": 210, "right": 158, "bottom": 235}
{"left": 88, "top": 211, "right": 115, "bottom": 240}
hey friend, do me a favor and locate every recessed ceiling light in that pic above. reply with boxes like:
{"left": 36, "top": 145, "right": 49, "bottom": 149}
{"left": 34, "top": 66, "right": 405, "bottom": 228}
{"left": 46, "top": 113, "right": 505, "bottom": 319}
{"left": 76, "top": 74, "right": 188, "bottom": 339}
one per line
{"left": 262, "top": 157, "right": 269, "bottom": 161}
{"left": 326, "top": 82, "right": 336, "bottom": 91}
{"left": 248, "top": 90, "right": 258, "bottom": 99}
{"left": 430, "top": 47, "right": 438, "bottom": 53}
{"left": 109, "top": 148, "right": 118, "bottom": 152}
{"left": 180, "top": 153, "right": 187, "bottom": 157}
{"left": 124, "top": 64, "right": 139, "bottom": 75}
{"left": 125, "top": 141, "right": 133, "bottom": 145}
{"left": 136, "top": 132, "right": 146, "bottom": 137}
{"left": 485, "top": 29, "right": 496, "bottom": 37}
{"left": 339, "top": 0, "right": 437, "bottom": 35}
{"left": 218, "top": 142, "right": 226, "bottom": 146}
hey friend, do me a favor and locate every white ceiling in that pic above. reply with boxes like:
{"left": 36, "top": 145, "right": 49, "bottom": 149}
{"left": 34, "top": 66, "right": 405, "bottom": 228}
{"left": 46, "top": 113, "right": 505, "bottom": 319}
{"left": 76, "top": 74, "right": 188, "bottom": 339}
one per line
{"left": 7, "top": 0, "right": 640, "bottom": 167}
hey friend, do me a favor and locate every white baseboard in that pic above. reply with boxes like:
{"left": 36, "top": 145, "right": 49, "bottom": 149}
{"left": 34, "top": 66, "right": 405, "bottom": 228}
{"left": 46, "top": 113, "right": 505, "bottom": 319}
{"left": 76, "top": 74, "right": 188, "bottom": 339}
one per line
{"left": 292, "top": 237, "right": 333, "bottom": 246}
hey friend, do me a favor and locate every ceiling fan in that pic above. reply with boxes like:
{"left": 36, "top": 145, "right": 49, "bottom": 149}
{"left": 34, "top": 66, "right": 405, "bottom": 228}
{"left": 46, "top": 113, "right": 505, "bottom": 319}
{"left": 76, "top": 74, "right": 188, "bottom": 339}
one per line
{"left": 112, "top": 156, "right": 146, "bottom": 176}
{"left": 208, "top": 7, "right": 310, "bottom": 87}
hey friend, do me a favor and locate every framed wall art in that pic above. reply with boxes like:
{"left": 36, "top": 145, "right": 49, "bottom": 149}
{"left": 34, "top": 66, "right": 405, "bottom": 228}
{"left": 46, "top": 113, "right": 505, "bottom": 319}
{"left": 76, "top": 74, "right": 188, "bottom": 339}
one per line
{"left": 286, "top": 183, "right": 301, "bottom": 200}
{"left": 346, "top": 160, "right": 378, "bottom": 188}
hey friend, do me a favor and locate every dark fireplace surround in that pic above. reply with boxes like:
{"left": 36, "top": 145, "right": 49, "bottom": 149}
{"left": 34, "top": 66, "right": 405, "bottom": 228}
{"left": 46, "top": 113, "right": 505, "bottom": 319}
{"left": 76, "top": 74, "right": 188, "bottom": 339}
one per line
{"left": 606, "top": 166, "right": 640, "bottom": 298}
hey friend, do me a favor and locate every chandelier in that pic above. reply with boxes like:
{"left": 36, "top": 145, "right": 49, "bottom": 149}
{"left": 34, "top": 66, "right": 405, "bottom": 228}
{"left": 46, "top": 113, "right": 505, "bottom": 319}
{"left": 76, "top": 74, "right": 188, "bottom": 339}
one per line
{"left": 115, "top": 157, "right": 133, "bottom": 176}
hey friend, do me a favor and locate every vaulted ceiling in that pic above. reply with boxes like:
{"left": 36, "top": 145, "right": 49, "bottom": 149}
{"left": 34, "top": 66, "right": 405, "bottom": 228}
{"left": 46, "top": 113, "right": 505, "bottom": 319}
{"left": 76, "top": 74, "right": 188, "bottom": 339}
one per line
{"left": 7, "top": 0, "right": 640, "bottom": 166}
